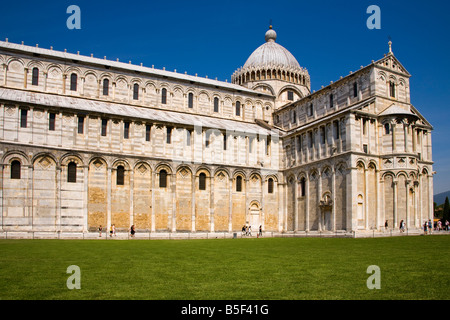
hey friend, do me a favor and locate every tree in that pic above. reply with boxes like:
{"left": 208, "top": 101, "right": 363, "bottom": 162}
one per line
{"left": 443, "top": 197, "right": 450, "bottom": 224}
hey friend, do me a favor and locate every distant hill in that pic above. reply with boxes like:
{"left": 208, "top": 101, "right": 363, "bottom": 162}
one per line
{"left": 434, "top": 190, "right": 450, "bottom": 206}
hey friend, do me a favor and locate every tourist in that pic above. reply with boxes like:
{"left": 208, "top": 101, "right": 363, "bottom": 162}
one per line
{"left": 385, "top": 220, "right": 388, "bottom": 231}
{"left": 423, "top": 221, "right": 428, "bottom": 235}
{"left": 445, "top": 220, "right": 449, "bottom": 231}
{"left": 130, "top": 225, "right": 135, "bottom": 238}
{"left": 427, "top": 220, "right": 432, "bottom": 234}
{"left": 98, "top": 225, "right": 103, "bottom": 237}
{"left": 259, "top": 225, "right": 263, "bottom": 237}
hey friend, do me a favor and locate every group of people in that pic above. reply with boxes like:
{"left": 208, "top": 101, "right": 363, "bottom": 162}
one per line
{"left": 241, "top": 225, "right": 263, "bottom": 237}
{"left": 97, "top": 224, "right": 136, "bottom": 238}
{"left": 384, "top": 219, "right": 450, "bottom": 234}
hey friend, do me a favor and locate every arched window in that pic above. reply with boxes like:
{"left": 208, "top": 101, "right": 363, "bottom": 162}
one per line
{"left": 161, "top": 88, "right": 167, "bottom": 104}
{"left": 103, "top": 79, "right": 109, "bottom": 96}
{"left": 199, "top": 172, "right": 206, "bottom": 190}
{"left": 67, "top": 162, "right": 77, "bottom": 183}
{"left": 288, "top": 90, "right": 294, "bottom": 101}
{"left": 235, "top": 101, "right": 241, "bottom": 116}
{"left": 116, "top": 165, "right": 125, "bottom": 185}
{"left": 236, "top": 175, "right": 242, "bottom": 192}
{"left": 268, "top": 178, "right": 274, "bottom": 194}
{"left": 32, "top": 67, "right": 39, "bottom": 86}
{"left": 11, "top": 160, "right": 21, "bottom": 179}
{"left": 188, "top": 92, "right": 194, "bottom": 109}
{"left": 389, "top": 81, "right": 396, "bottom": 98}
{"left": 20, "top": 109, "right": 27, "bottom": 128}
{"left": 384, "top": 123, "right": 391, "bottom": 135}
{"left": 133, "top": 83, "right": 139, "bottom": 100}
{"left": 159, "top": 169, "right": 167, "bottom": 188}
{"left": 48, "top": 112, "right": 56, "bottom": 131}
{"left": 214, "top": 97, "right": 219, "bottom": 112}
{"left": 70, "top": 73, "right": 77, "bottom": 91}
{"left": 300, "top": 177, "right": 306, "bottom": 196}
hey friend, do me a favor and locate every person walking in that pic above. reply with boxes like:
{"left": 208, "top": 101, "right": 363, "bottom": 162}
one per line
{"left": 423, "top": 221, "right": 428, "bottom": 235}
{"left": 427, "top": 219, "right": 432, "bottom": 234}
{"left": 98, "top": 225, "right": 103, "bottom": 237}
{"left": 385, "top": 220, "right": 388, "bottom": 232}
{"left": 259, "top": 225, "right": 262, "bottom": 237}
{"left": 130, "top": 225, "right": 135, "bottom": 238}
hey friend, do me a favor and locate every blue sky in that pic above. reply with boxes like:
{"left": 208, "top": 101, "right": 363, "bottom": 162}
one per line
{"left": 1, "top": 0, "right": 449, "bottom": 194}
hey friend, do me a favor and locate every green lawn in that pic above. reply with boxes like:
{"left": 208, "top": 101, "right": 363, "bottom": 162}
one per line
{"left": 0, "top": 235, "right": 448, "bottom": 300}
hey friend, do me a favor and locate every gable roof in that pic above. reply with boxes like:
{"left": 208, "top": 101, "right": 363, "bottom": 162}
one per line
{"left": 374, "top": 52, "right": 411, "bottom": 77}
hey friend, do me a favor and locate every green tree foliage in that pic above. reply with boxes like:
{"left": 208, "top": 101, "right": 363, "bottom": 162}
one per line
{"left": 443, "top": 196, "right": 450, "bottom": 223}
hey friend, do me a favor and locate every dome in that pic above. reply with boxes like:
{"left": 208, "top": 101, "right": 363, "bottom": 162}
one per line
{"left": 231, "top": 26, "right": 310, "bottom": 91}
{"left": 243, "top": 26, "right": 301, "bottom": 71}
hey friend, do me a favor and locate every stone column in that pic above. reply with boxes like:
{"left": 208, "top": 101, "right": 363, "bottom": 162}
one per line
{"left": 192, "top": 172, "right": 196, "bottom": 232}
{"left": 23, "top": 68, "right": 28, "bottom": 89}
{"left": 105, "top": 166, "right": 113, "bottom": 233}
{"left": 112, "top": 82, "right": 116, "bottom": 100}
{"left": 318, "top": 171, "right": 322, "bottom": 231}
{"left": 376, "top": 169, "right": 381, "bottom": 230}
{"left": 83, "top": 164, "right": 89, "bottom": 232}
{"left": 348, "top": 164, "right": 358, "bottom": 232}
{"left": 332, "top": 168, "right": 336, "bottom": 231}
{"left": 404, "top": 122, "right": 409, "bottom": 152}
{"left": 364, "top": 167, "right": 369, "bottom": 230}
{"left": 392, "top": 121, "right": 396, "bottom": 152}
{"left": 393, "top": 180, "right": 398, "bottom": 228}
{"left": 151, "top": 170, "right": 156, "bottom": 232}
{"left": 277, "top": 182, "right": 284, "bottom": 232}
{"left": 294, "top": 176, "right": 298, "bottom": 231}
{"left": 80, "top": 77, "right": 85, "bottom": 95}
{"left": 228, "top": 177, "right": 232, "bottom": 232}
{"left": 97, "top": 79, "right": 101, "bottom": 98}
{"left": 62, "top": 74, "right": 67, "bottom": 94}
{"left": 418, "top": 173, "right": 423, "bottom": 225}
{"left": 171, "top": 171, "right": 176, "bottom": 232}
{"left": 305, "top": 172, "right": 310, "bottom": 232}
{"left": 406, "top": 179, "right": 410, "bottom": 229}
{"left": 210, "top": 175, "right": 214, "bottom": 232}
{"left": 414, "top": 181, "right": 419, "bottom": 228}
{"left": 129, "top": 168, "right": 134, "bottom": 229}
{"left": 28, "top": 164, "right": 33, "bottom": 229}
{"left": 43, "top": 72, "right": 48, "bottom": 92}
{"left": 3, "top": 64, "right": 8, "bottom": 86}
{"left": 56, "top": 165, "right": 61, "bottom": 232}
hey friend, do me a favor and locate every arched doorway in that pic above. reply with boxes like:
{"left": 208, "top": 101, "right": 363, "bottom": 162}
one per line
{"left": 248, "top": 201, "right": 261, "bottom": 233}
{"left": 319, "top": 193, "right": 333, "bottom": 231}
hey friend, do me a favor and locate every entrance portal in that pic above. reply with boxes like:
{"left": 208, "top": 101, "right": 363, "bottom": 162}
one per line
{"left": 248, "top": 202, "right": 261, "bottom": 234}
{"left": 323, "top": 209, "right": 332, "bottom": 231}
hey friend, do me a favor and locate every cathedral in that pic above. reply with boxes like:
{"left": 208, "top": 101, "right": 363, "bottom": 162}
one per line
{"left": 0, "top": 26, "right": 434, "bottom": 235}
